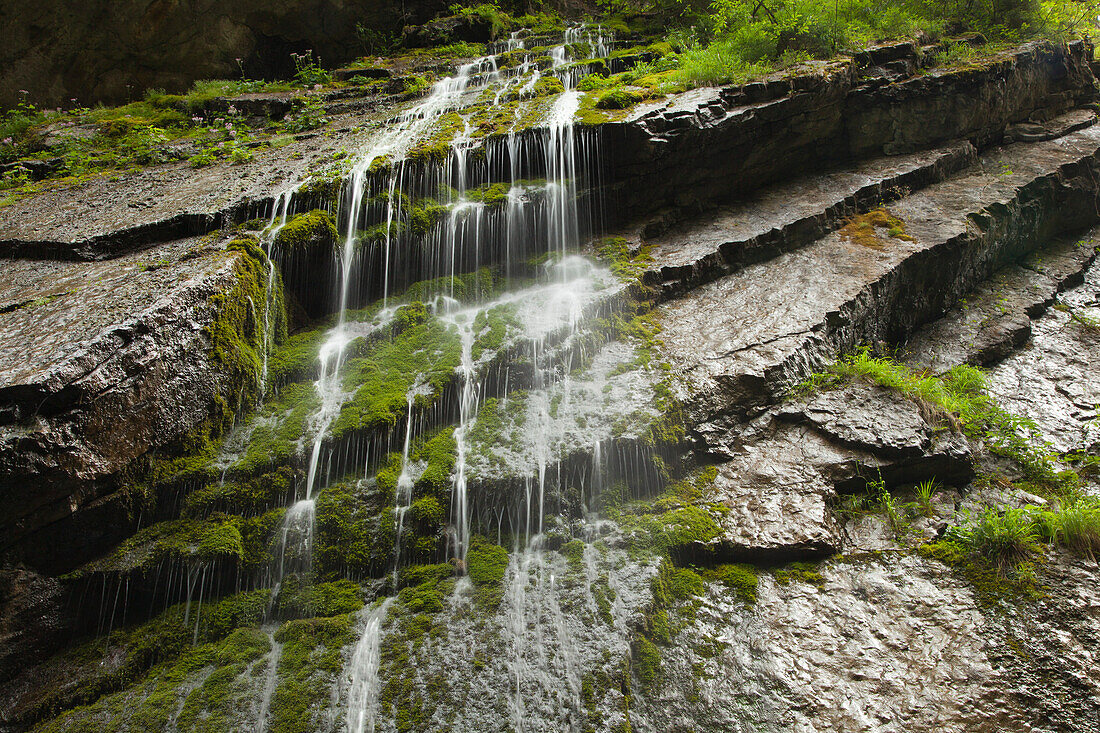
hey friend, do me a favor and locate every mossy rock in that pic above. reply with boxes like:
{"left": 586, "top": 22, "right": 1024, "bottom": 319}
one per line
{"left": 465, "top": 537, "right": 509, "bottom": 608}
{"left": 595, "top": 88, "right": 644, "bottom": 110}
{"left": 77, "top": 516, "right": 246, "bottom": 576}
{"left": 273, "top": 209, "right": 339, "bottom": 251}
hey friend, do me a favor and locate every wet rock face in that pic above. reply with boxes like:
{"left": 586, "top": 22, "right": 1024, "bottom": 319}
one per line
{"left": 3, "top": 32, "right": 1100, "bottom": 733}
{"left": 0, "top": 566, "right": 68, "bottom": 691}
{"left": 692, "top": 383, "right": 974, "bottom": 562}
{"left": 642, "top": 553, "right": 1100, "bottom": 733}
{"left": 0, "top": 238, "right": 271, "bottom": 572}
{"left": 604, "top": 41, "right": 1096, "bottom": 221}
{"left": 0, "top": 0, "right": 451, "bottom": 108}
{"left": 655, "top": 121, "right": 1100, "bottom": 426}
{"left": 986, "top": 255, "right": 1100, "bottom": 455}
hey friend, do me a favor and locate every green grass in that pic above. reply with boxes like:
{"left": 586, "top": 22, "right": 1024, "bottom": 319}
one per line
{"left": 797, "top": 349, "right": 1074, "bottom": 491}
{"left": 948, "top": 506, "right": 1042, "bottom": 573}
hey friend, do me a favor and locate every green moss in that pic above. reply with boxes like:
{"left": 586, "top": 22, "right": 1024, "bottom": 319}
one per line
{"left": 466, "top": 537, "right": 509, "bottom": 608}
{"left": 471, "top": 301, "right": 520, "bottom": 361}
{"left": 406, "top": 111, "right": 464, "bottom": 163}
{"left": 398, "top": 579, "right": 448, "bottom": 614}
{"left": 666, "top": 566, "right": 704, "bottom": 600}
{"left": 239, "top": 507, "right": 286, "bottom": 572}
{"left": 596, "top": 236, "right": 654, "bottom": 283}
{"left": 409, "top": 495, "right": 445, "bottom": 527}
{"left": 230, "top": 383, "right": 321, "bottom": 476}
{"left": 207, "top": 240, "right": 281, "bottom": 409}
{"left": 919, "top": 539, "right": 1043, "bottom": 607}
{"left": 626, "top": 503, "right": 726, "bottom": 558}
{"left": 184, "top": 466, "right": 297, "bottom": 517}
{"left": 314, "top": 480, "right": 396, "bottom": 579}
{"left": 273, "top": 578, "right": 365, "bottom": 619}
{"left": 356, "top": 266, "right": 498, "bottom": 310}
{"left": 269, "top": 614, "right": 358, "bottom": 733}
{"left": 696, "top": 563, "right": 758, "bottom": 604}
{"left": 77, "top": 516, "right": 244, "bottom": 576}
{"left": 632, "top": 635, "right": 661, "bottom": 687}
{"left": 561, "top": 539, "right": 586, "bottom": 572}
{"left": 267, "top": 327, "right": 327, "bottom": 386}
{"left": 24, "top": 589, "right": 271, "bottom": 726}
{"left": 331, "top": 314, "right": 462, "bottom": 439}
{"left": 173, "top": 628, "right": 272, "bottom": 732}
{"left": 411, "top": 428, "right": 457, "bottom": 497}
{"left": 296, "top": 175, "right": 343, "bottom": 207}
{"left": 272, "top": 210, "right": 338, "bottom": 251}
{"left": 774, "top": 561, "right": 825, "bottom": 587}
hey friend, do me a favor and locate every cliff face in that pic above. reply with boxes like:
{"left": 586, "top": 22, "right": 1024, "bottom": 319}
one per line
{"left": 0, "top": 0, "right": 450, "bottom": 108}
{"left": 1, "top": 31, "right": 1099, "bottom": 733}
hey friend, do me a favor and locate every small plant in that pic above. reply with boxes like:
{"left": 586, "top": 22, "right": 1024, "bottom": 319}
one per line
{"left": 284, "top": 97, "right": 328, "bottom": 133}
{"left": 838, "top": 208, "right": 914, "bottom": 249}
{"left": 915, "top": 479, "right": 940, "bottom": 517}
{"left": 870, "top": 474, "right": 907, "bottom": 536}
{"left": 1036, "top": 498, "right": 1100, "bottom": 561}
{"left": 949, "top": 507, "right": 1041, "bottom": 574}
{"left": 291, "top": 50, "right": 332, "bottom": 86}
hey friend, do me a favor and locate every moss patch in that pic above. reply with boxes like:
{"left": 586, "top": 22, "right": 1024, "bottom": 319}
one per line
{"left": 466, "top": 537, "right": 509, "bottom": 608}
{"left": 330, "top": 314, "right": 462, "bottom": 439}
{"left": 838, "top": 208, "right": 914, "bottom": 249}
{"left": 272, "top": 210, "right": 338, "bottom": 251}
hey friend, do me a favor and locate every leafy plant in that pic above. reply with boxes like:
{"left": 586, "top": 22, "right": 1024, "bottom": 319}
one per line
{"left": 291, "top": 50, "right": 332, "bottom": 86}
{"left": 284, "top": 97, "right": 329, "bottom": 133}
{"left": 915, "top": 479, "right": 939, "bottom": 517}
{"left": 949, "top": 506, "right": 1041, "bottom": 573}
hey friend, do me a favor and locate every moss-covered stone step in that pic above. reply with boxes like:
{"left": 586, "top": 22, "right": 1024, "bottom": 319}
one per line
{"left": 656, "top": 121, "right": 1100, "bottom": 428}
{"left": 602, "top": 41, "right": 1096, "bottom": 227}
{"left": 635, "top": 140, "right": 977, "bottom": 299}
{"left": 0, "top": 236, "right": 284, "bottom": 574}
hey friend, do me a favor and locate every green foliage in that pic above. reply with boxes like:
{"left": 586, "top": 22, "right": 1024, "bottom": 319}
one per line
{"left": 291, "top": 51, "right": 332, "bottom": 86}
{"left": 915, "top": 478, "right": 940, "bottom": 517}
{"left": 267, "top": 327, "right": 328, "bottom": 386}
{"left": 627, "top": 503, "right": 727, "bottom": 557}
{"left": 798, "top": 349, "right": 1073, "bottom": 490}
{"left": 948, "top": 506, "right": 1041, "bottom": 572}
{"left": 184, "top": 466, "right": 298, "bottom": 517}
{"left": 269, "top": 614, "right": 357, "bottom": 733}
{"left": 696, "top": 563, "right": 758, "bottom": 603}
{"left": 285, "top": 96, "right": 330, "bottom": 133}
{"left": 471, "top": 302, "right": 521, "bottom": 361}
{"left": 273, "top": 210, "right": 338, "bottom": 250}
{"left": 450, "top": 3, "right": 513, "bottom": 38}
{"left": 26, "top": 589, "right": 272, "bottom": 726}
{"left": 597, "top": 236, "right": 656, "bottom": 283}
{"left": 1033, "top": 497, "right": 1100, "bottom": 561}
{"left": 465, "top": 537, "right": 510, "bottom": 608}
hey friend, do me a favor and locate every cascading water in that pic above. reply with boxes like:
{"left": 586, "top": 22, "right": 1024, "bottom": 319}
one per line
{"left": 345, "top": 598, "right": 395, "bottom": 733}
{"left": 212, "top": 23, "right": 640, "bottom": 731}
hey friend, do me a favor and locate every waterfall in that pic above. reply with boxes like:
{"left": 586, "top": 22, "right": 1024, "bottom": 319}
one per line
{"left": 345, "top": 598, "right": 395, "bottom": 733}
{"left": 239, "top": 23, "right": 618, "bottom": 728}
